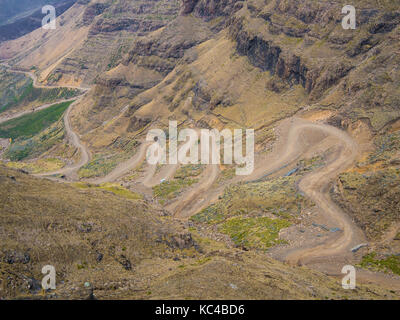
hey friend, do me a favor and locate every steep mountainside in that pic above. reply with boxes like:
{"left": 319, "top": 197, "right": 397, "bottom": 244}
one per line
{"left": 0, "top": 166, "right": 394, "bottom": 299}
{"left": 0, "top": 0, "right": 399, "bottom": 299}
{"left": 66, "top": 0, "right": 399, "bottom": 179}
{"left": 0, "top": 0, "right": 76, "bottom": 42}
{"left": 0, "top": 0, "right": 67, "bottom": 25}
{"left": 0, "top": 0, "right": 181, "bottom": 86}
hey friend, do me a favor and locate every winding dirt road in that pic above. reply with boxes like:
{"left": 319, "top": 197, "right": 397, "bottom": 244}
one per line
{"left": 167, "top": 163, "right": 220, "bottom": 217}
{"left": 0, "top": 63, "right": 89, "bottom": 124}
{"left": 0, "top": 96, "right": 82, "bottom": 124}
{"left": 142, "top": 133, "right": 201, "bottom": 189}
{"left": 142, "top": 163, "right": 180, "bottom": 188}
{"left": 0, "top": 62, "right": 90, "bottom": 91}
{"left": 281, "top": 120, "right": 365, "bottom": 266}
{"left": 0, "top": 60, "right": 392, "bottom": 281}
{"left": 1, "top": 62, "right": 91, "bottom": 178}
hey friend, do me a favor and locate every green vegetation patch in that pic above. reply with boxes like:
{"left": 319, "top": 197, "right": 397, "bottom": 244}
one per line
{"left": 152, "top": 165, "right": 205, "bottom": 203}
{"left": 0, "top": 69, "right": 30, "bottom": 112}
{"left": 369, "top": 131, "right": 400, "bottom": 164}
{"left": 5, "top": 119, "right": 66, "bottom": 161}
{"left": 153, "top": 178, "right": 198, "bottom": 203}
{"left": 359, "top": 252, "right": 400, "bottom": 276}
{"left": 190, "top": 159, "right": 322, "bottom": 250}
{"left": 0, "top": 75, "right": 81, "bottom": 114}
{"left": 78, "top": 140, "right": 139, "bottom": 179}
{"left": 78, "top": 154, "right": 126, "bottom": 179}
{"left": 6, "top": 158, "right": 65, "bottom": 174}
{"left": 216, "top": 166, "right": 237, "bottom": 184}
{"left": 0, "top": 101, "right": 72, "bottom": 140}
{"left": 174, "top": 164, "right": 204, "bottom": 179}
{"left": 73, "top": 182, "right": 143, "bottom": 201}
{"left": 192, "top": 176, "right": 311, "bottom": 224}
{"left": 220, "top": 216, "right": 291, "bottom": 250}
{"left": 334, "top": 168, "right": 400, "bottom": 239}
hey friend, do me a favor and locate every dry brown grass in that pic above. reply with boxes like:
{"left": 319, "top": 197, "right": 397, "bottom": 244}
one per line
{"left": 0, "top": 165, "right": 397, "bottom": 299}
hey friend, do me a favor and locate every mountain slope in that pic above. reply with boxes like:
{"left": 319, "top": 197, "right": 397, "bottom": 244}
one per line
{"left": 0, "top": 165, "right": 395, "bottom": 299}
{"left": 0, "top": 0, "right": 181, "bottom": 86}
{"left": 0, "top": 0, "right": 68, "bottom": 26}
{"left": 0, "top": 0, "right": 76, "bottom": 42}
{"left": 0, "top": 0, "right": 399, "bottom": 299}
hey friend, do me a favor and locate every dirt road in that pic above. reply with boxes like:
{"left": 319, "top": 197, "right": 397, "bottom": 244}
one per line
{"left": 0, "top": 96, "right": 79, "bottom": 124}
{"left": 0, "top": 69, "right": 366, "bottom": 265}
{"left": 141, "top": 134, "right": 201, "bottom": 188}
{"left": 2, "top": 60, "right": 398, "bottom": 287}
{"left": 0, "top": 63, "right": 90, "bottom": 91}
{"left": 168, "top": 163, "right": 220, "bottom": 218}
{"left": 281, "top": 120, "right": 365, "bottom": 266}
{"left": 1, "top": 62, "right": 91, "bottom": 178}
{"left": 142, "top": 163, "right": 180, "bottom": 188}
{"left": 91, "top": 141, "right": 150, "bottom": 185}
{"left": 162, "top": 117, "right": 365, "bottom": 268}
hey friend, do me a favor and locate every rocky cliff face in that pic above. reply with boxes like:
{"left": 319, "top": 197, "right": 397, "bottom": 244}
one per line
{"left": 181, "top": 0, "right": 244, "bottom": 19}
{"left": 69, "top": 0, "right": 400, "bottom": 136}
{"left": 48, "top": 0, "right": 181, "bottom": 85}
{"left": 80, "top": 2, "right": 109, "bottom": 25}
{"left": 230, "top": 20, "right": 311, "bottom": 90}
{"left": 67, "top": 1, "right": 400, "bottom": 252}
{"left": 0, "top": 0, "right": 76, "bottom": 42}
